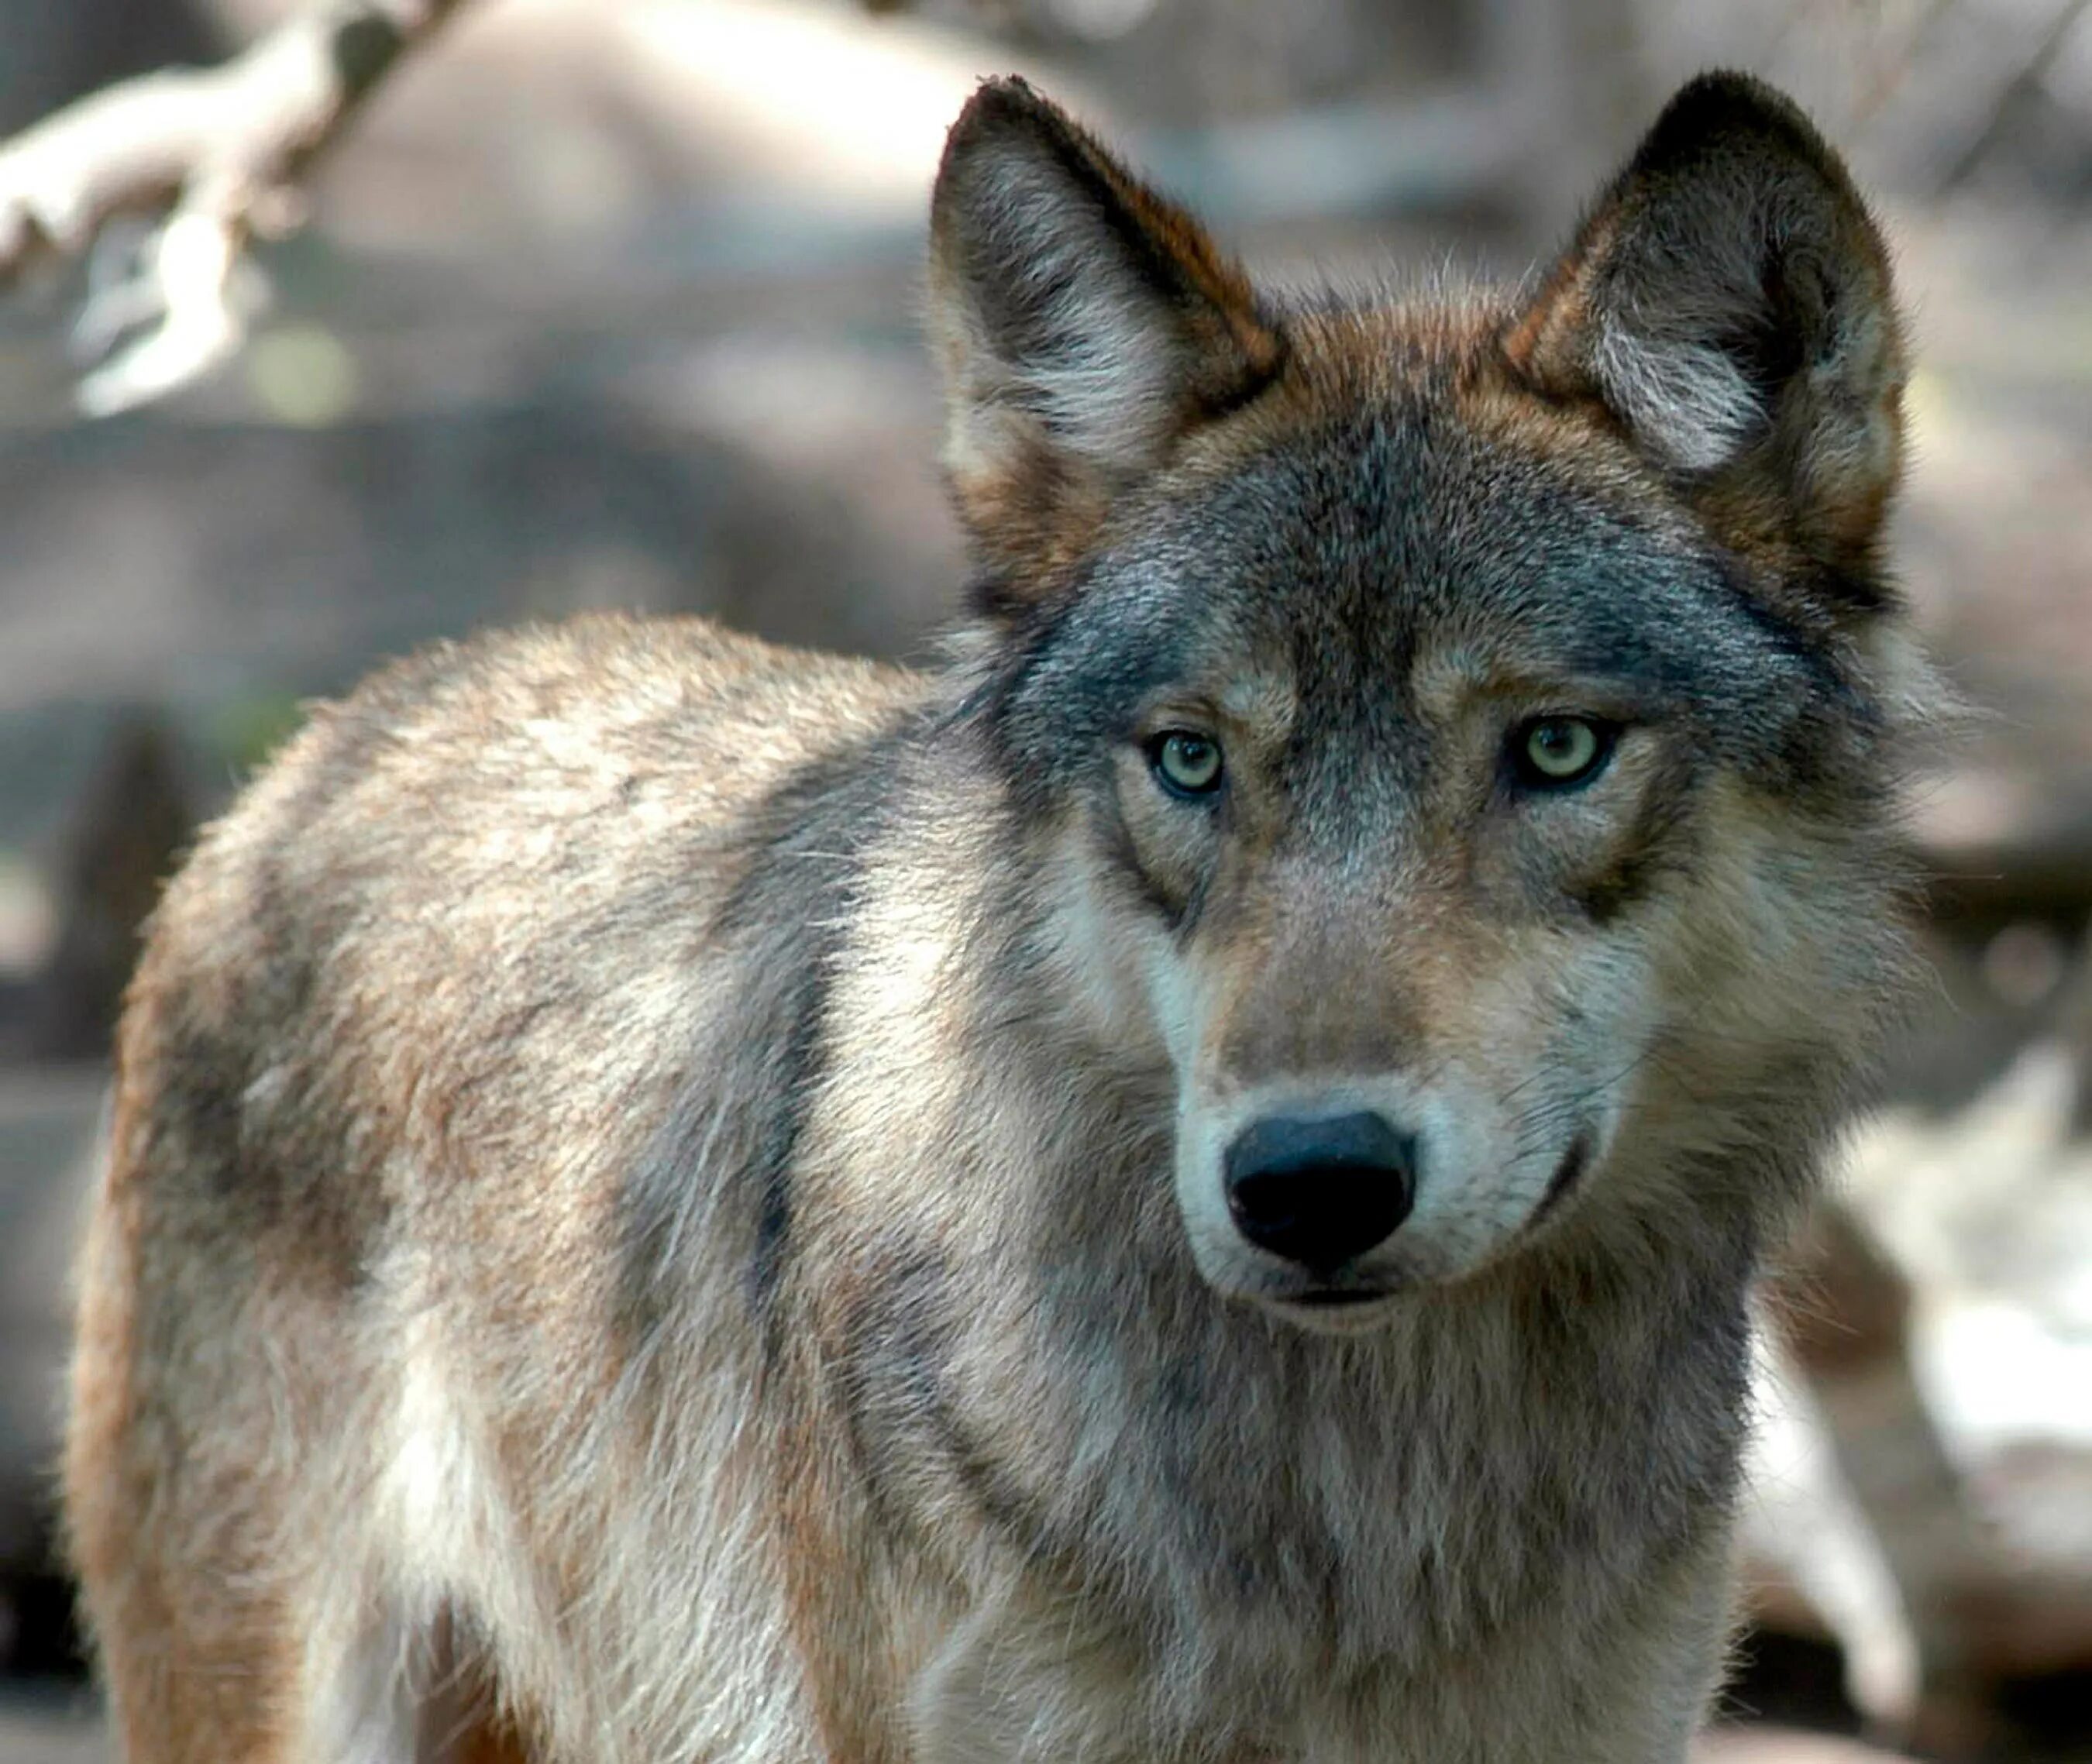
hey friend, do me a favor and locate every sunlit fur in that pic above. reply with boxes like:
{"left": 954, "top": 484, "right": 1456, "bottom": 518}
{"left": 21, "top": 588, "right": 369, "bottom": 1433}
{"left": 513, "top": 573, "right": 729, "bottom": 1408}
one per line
{"left": 66, "top": 73, "right": 1929, "bottom": 1764}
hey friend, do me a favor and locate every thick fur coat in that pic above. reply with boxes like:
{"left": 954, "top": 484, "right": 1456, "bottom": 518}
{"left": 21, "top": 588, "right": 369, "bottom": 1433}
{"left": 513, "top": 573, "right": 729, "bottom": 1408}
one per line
{"left": 66, "top": 73, "right": 1929, "bottom": 1763}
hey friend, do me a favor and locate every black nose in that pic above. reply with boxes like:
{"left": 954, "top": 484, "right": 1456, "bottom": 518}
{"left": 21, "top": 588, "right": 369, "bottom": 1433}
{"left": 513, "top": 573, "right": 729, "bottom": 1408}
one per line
{"left": 1223, "top": 1111, "right": 1416, "bottom": 1274}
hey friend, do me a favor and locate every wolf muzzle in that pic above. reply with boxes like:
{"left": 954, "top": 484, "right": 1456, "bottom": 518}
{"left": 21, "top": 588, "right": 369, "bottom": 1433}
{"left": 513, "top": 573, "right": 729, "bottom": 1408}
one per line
{"left": 1221, "top": 1110, "right": 1416, "bottom": 1275}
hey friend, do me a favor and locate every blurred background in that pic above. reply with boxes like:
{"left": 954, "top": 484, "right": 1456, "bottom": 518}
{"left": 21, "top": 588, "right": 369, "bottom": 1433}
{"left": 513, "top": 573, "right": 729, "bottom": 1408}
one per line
{"left": 0, "top": 0, "right": 2089, "bottom": 1758}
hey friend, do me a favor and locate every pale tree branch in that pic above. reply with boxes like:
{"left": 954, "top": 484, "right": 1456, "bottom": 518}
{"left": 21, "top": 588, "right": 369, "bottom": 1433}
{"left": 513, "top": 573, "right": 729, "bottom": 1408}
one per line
{"left": 0, "top": 0, "right": 475, "bottom": 414}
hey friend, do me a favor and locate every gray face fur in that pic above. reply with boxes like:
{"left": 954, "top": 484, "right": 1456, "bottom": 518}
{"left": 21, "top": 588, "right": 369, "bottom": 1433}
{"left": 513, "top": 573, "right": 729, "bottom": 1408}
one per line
{"left": 922, "top": 63, "right": 1920, "bottom": 1328}
{"left": 970, "top": 383, "right": 1907, "bottom": 1328}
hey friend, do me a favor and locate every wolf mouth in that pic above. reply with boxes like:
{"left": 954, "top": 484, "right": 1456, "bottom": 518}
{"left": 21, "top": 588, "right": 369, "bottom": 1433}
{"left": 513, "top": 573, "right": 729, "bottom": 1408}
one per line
{"left": 1258, "top": 1284, "right": 1408, "bottom": 1334}
{"left": 1287, "top": 1287, "right": 1392, "bottom": 1307}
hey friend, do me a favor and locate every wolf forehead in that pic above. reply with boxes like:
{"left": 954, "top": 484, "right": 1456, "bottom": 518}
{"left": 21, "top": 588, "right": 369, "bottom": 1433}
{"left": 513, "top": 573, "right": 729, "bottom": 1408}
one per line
{"left": 934, "top": 68, "right": 1910, "bottom": 815}
{"left": 984, "top": 353, "right": 1869, "bottom": 790}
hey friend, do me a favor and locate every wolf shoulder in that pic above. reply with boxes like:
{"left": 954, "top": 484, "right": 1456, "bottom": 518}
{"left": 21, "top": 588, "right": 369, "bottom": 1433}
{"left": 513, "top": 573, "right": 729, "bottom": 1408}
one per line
{"left": 119, "top": 614, "right": 924, "bottom": 1225}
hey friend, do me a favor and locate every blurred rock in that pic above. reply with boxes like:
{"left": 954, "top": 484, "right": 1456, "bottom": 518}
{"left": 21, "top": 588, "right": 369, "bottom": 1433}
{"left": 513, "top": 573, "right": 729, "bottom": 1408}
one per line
{"left": 13, "top": 717, "right": 189, "bottom": 1064}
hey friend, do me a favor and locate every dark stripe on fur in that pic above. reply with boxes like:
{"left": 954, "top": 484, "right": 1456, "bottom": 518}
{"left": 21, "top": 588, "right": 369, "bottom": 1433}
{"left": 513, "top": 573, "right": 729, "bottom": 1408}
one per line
{"left": 1573, "top": 755, "right": 1705, "bottom": 925}
{"left": 150, "top": 667, "right": 474, "bottom": 1291}
{"left": 614, "top": 720, "right": 917, "bottom": 1345}
{"left": 1097, "top": 803, "right": 1189, "bottom": 929}
{"left": 838, "top": 1246, "right": 1085, "bottom": 1570}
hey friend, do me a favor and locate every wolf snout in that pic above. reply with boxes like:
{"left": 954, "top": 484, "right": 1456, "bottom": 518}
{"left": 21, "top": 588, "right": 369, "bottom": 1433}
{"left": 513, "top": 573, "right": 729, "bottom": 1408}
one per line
{"left": 1221, "top": 1111, "right": 1417, "bottom": 1274}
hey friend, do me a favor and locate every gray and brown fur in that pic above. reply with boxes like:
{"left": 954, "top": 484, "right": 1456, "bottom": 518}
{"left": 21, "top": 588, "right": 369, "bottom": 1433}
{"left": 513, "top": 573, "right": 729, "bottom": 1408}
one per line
{"left": 66, "top": 71, "right": 1932, "bottom": 1763}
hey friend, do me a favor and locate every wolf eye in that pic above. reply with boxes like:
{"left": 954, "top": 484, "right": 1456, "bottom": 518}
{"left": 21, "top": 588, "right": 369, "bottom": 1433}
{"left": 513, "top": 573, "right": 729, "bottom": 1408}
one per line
{"left": 1148, "top": 731, "right": 1224, "bottom": 798}
{"left": 1511, "top": 717, "right": 1614, "bottom": 789}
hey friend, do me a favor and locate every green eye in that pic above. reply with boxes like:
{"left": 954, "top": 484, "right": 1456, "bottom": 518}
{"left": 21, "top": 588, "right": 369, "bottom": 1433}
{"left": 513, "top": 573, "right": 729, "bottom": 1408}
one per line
{"left": 1149, "top": 731, "right": 1224, "bottom": 798}
{"left": 1513, "top": 717, "right": 1613, "bottom": 789}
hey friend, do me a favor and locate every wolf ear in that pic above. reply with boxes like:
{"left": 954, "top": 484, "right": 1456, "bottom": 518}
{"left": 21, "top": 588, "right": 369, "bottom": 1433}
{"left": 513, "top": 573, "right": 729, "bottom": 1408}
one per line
{"left": 1503, "top": 73, "right": 1907, "bottom": 579}
{"left": 929, "top": 78, "right": 1285, "bottom": 597}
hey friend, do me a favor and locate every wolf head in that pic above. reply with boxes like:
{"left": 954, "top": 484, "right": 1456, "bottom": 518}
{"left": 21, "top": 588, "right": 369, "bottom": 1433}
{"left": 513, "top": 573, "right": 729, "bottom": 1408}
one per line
{"left": 927, "top": 75, "right": 1925, "bottom": 1332}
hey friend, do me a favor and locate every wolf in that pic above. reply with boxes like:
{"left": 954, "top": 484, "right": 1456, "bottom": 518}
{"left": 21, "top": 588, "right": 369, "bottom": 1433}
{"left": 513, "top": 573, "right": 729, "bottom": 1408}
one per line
{"left": 64, "top": 68, "right": 1928, "bottom": 1764}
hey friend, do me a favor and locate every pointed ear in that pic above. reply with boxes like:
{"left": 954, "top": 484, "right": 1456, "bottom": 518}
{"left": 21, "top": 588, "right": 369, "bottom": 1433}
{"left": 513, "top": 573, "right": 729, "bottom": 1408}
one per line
{"left": 1503, "top": 73, "right": 1908, "bottom": 583}
{"left": 928, "top": 78, "right": 1285, "bottom": 599}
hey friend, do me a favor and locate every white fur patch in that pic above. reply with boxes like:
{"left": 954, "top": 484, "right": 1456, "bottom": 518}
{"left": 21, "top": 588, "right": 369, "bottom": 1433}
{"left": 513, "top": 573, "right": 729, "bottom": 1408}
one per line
{"left": 938, "top": 150, "right": 1199, "bottom": 496}
{"left": 984, "top": 158, "right": 1182, "bottom": 464}
{"left": 295, "top": 1292, "right": 542, "bottom": 1763}
{"left": 1592, "top": 322, "right": 1763, "bottom": 473}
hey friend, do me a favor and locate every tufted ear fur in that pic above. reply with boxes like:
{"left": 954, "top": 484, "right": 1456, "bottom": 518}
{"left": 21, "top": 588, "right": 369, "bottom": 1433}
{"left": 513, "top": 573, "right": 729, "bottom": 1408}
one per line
{"left": 928, "top": 78, "right": 1285, "bottom": 603}
{"left": 1503, "top": 73, "right": 1908, "bottom": 590}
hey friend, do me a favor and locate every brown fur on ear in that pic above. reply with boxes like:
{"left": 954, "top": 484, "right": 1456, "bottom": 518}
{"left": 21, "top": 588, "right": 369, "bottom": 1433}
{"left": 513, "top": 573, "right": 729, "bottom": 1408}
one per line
{"left": 1503, "top": 72, "right": 1908, "bottom": 593}
{"left": 928, "top": 77, "right": 1285, "bottom": 606}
